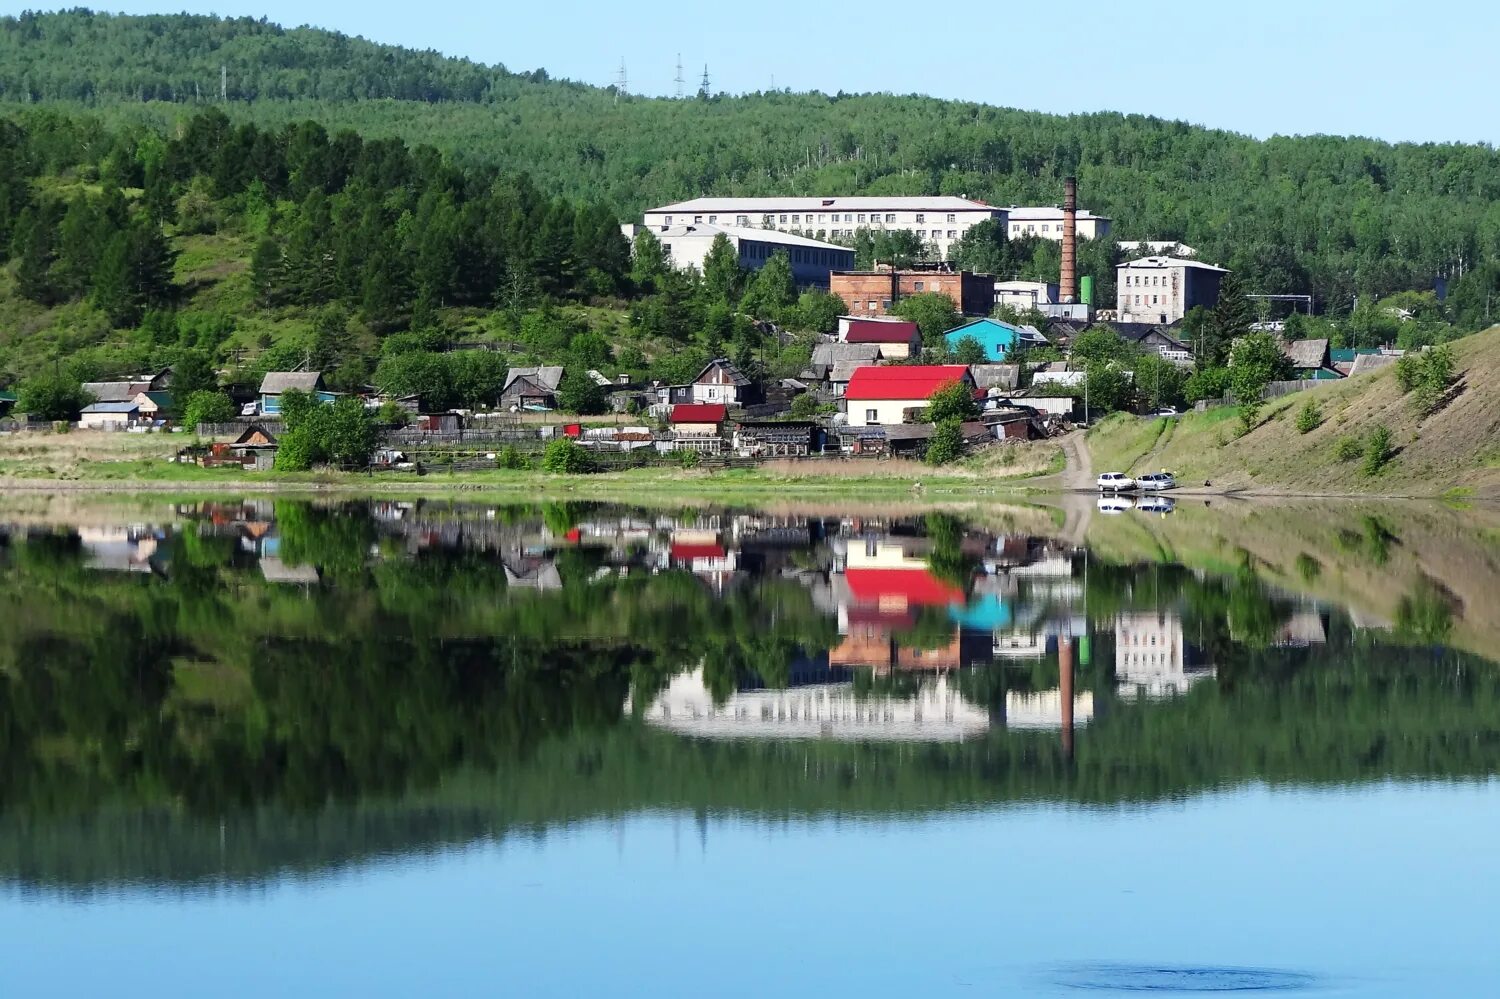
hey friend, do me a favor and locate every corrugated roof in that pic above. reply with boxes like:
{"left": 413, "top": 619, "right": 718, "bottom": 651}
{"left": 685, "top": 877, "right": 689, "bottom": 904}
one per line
{"left": 846, "top": 320, "right": 919, "bottom": 343}
{"left": 669, "top": 403, "right": 728, "bottom": 423}
{"left": 693, "top": 358, "right": 751, "bottom": 387}
{"left": 81, "top": 402, "right": 140, "bottom": 413}
{"left": 650, "top": 196, "right": 999, "bottom": 213}
{"left": 82, "top": 381, "right": 140, "bottom": 403}
{"left": 504, "top": 366, "right": 565, "bottom": 392}
{"left": 844, "top": 365, "right": 970, "bottom": 401}
{"left": 259, "top": 371, "right": 324, "bottom": 394}
{"left": 1006, "top": 206, "right": 1110, "bottom": 222}
{"left": 1350, "top": 353, "right": 1399, "bottom": 377}
{"left": 650, "top": 222, "right": 853, "bottom": 252}
{"left": 844, "top": 568, "right": 965, "bottom": 606}
{"left": 971, "top": 365, "right": 1021, "bottom": 390}
{"left": 1117, "top": 255, "right": 1227, "bottom": 272}
{"left": 811, "top": 342, "right": 881, "bottom": 367}
{"left": 0, "top": 390, "right": 16, "bottom": 403}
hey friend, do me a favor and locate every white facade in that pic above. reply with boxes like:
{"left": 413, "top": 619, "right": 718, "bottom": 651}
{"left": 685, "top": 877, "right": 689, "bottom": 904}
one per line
{"left": 1116, "top": 255, "right": 1227, "bottom": 325}
{"left": 849, "top": 398, "right": 932, "bottom": 427}
{"left": 994, "top": 279, "right": 1058, "bottom": 311}
{"left": 1006, "top": 206, "right": 1111, "bottom": 241}
{"left": 1114, "top": 611, "right": 1214, "bottom": 699}
{"left": 624, "top": 221, "right": 853, "bottom": 286}
{"left": 642, "top": 196, "right": 1007, "bottom": 261}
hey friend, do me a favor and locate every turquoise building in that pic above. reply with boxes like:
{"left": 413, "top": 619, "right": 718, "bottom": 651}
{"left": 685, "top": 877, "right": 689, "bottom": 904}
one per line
{"left": 944, "top": 318, "right": 1048, "bottom": 362}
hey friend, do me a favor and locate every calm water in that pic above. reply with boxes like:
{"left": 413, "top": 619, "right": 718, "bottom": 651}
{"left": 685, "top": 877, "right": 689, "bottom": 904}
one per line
{"left": 0, "top": 497, "right": 1497, "bottom": 996}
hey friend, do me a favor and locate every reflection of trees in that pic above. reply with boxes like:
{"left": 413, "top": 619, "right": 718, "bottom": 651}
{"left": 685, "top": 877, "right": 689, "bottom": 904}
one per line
{"left": 1396, "top": 576, "right": 1458, "bottom": 645}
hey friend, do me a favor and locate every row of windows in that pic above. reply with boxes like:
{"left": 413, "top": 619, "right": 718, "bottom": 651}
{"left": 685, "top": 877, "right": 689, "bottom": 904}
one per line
{"left": 743, "top": 243, "right": 847, "bottom": 266}
{"left": 1123, "top": 295, "right": 1163, "bottom": 306}
{"left": 865, "top": 299, "right": 892, "bottom": 310}
{"left": 663, "top": 212, "right": 961, "bottom": 226}
{"left": 1124, "top": 274, "right": 1170, "bottom": 287}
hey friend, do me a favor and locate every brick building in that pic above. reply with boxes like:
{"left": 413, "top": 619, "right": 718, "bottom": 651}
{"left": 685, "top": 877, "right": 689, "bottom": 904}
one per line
{"left": 830, "top": 265, "right": 995, "bottom": 317}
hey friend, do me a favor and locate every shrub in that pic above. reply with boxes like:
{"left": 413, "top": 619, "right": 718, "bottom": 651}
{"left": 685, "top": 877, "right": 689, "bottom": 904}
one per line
{"left": 1295, "top": 397, "right": 1323, "bottom": 434}
{"left": 18, "top": 373, "right": 90, "bottom": 422}
{"left": 1405, "top": 345, "right": 1456, "bottom": 417}
{"left": 496, "top": 445, "right": 531, "bottom": 470}
{"left": 789, "top": 393, "right": 819, "bottom": 419}
{"left": 1394, "top": 353, "right": 1422, "bottom": 392}
{"left": 1362, "top": 426, "right": 1393, "bottom": 477}
{"left": 674, "top": 448, "right": 702, "bottom": 468}
{"left": 183, "top": 390, "right": 236, "bottom": 429}
{"left": 1334, "top": 435, "right": 1363, "bottom": 462}
{"left": 925, "top": 418, "right": 964, "bottom": 465}
{"left": 540, "top": 437, "right": 595, "bottom": 474}
{"left": 376, "top": 400, "right": 411, "bottom": 428}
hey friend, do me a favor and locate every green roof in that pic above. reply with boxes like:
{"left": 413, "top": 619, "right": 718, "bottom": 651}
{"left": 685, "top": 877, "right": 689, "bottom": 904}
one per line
{"left": 141, "top": 391, "right": 175, "bottom": 409}
{"left": 0, "top": 390, "right": 16, "bottom": 403}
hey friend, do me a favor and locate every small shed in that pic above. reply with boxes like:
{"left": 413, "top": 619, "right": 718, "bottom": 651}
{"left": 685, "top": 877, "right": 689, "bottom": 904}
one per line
{"left": 79, "top": 401, "right": 141, "bottom": 429}
{"left": 259, "top": 371, "right": 332, "bottom": 415}
{"left": 733, "top": 420, "right": 820, "bottom": 457}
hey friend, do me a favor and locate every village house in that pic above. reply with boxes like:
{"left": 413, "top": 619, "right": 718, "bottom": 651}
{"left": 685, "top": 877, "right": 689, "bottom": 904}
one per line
{"left": 1116, "top": 256, "right": 1227, "bottom": 325}
{"left": 805, "top": 342, "right": 881, "bottom": 383}
{"left": 1108, "top": 323, "right": 1194, "bottom": 365}
{"left": 732, "top": 420, "right": 820, "bottom": 457}
{"left": 132, "top": 391, "right": 176, "bottom": 423}
{"left": 842, "top": 365, "right": 974, "bottom": 427}
{"left": 79, "top": 401, "right": 141, "bottom": 429}
{"left": 840, "top": 318, "right": 922, "bottom": 360}
{"left": 668, "top": 403, "right": 728, "bottom": 453}
{"left": 500, "top": 366, "right": 565, "bottom": 410}
{"left": 689, "top": 358, "right": 758, "bottom": 407}
{"left": 1284, "top": 339, "right": 1342, "bottom": 380}
{"left": 944, "top": 317, "right": 1049, "bottom": 362}
{"left": 259, "top": 371, "right": 333, "bottom": 415}
{"left": 83, "top": 368, "right": 172, "bottom": 405}
{"left": 830, "top": 264, "right": 994, "bottom": 318}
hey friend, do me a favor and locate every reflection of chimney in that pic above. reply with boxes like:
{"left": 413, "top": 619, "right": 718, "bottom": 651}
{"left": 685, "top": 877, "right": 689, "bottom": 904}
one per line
{"left": 1060, "top": 177, "right": 1078, "bottom": 304}
{"left": 1059, "top": 634, "right": 1075, "bottom": 759}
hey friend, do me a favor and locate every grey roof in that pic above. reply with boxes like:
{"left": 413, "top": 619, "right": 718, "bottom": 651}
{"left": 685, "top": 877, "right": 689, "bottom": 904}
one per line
{"left": 811, "top": 342, "right": 881, "bottom": 368}
{"left": 651, "top": 196, "right": 999, "bottom": 213}
{"left": 81, "top": 402, "right": 140, "bottom": 414}
{"left": 652, "top": 222, "right": 853, "bottom": 252}
{"left": 504, "top": 366, "right": 565, "bottom": 392}
{"left": 1117, "top": 255, "right": 1227, "bottom": 273}
{"left": 259, "top": 371, "right": 324, "bottom": 394}
{"left": 1286, "top": 339, "right": 1330, "bottom": 369}
{"left": 1349, "top": 353, "right": 1399, "bottom": 377}
{"left": 693, "top": 358, "right": 752, "bottom": 387}
{"left": 883, "top": 424, "right": 936, "bottom": 441}
{"left": 82, "top": 381, "right": 139, "bottom": 403}
{"left": 829, "top": 360, "right": 867, "bottom": 383}
{"left": 970, "top": 365, "right": 1021, "bottom": 391}
{"left": 260, "top": 557, "right": 320, "bottom": 585}
{"left": 1006, "top": 206, "right": 1110, "bottom": 222}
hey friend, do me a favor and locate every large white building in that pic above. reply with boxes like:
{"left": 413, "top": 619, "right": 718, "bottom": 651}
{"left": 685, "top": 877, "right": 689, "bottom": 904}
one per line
{"left": 1006, "top": 206, "right": 1111, "bottom": 241}
{"left": 1116, "top": 255, "right": 1227, "bottom": 325}
{"left": 622, "top": 221, "right": 854, "bottom": 286}
{"left": 641, "top": 196, "right": 1008, "bottom": 260}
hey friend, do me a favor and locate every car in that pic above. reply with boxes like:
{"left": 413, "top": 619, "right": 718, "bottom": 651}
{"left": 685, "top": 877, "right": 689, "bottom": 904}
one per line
{"left": 1137, "top": 472, "right": 1177, "bottom": 491}
{"left": 1097, "top": 496, "right": 1135, "bottom": 514}
{"left": 1096, "top": 472, "right": 1136, "bottom": 492}
{"left": 1151, "top": 407, "right": 1181, "bottom": 418}
{"left": 1136, "top": 496, "right": 1176, "bottom": 515}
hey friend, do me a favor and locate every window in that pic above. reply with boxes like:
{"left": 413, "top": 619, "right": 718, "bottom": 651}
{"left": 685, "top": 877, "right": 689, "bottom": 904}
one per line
{"left": 947, "top": 230, "right": 957, "bottom": 239}
{"left": 914, "top": 281, "right": 924, "bottom": 291}
{"left": 779, "top": 214, "right": 788, "bottom": 223}
{"left": 1152, "top": 295, "right": 1158, "bottom": 305}
{"left": 709, "top": 215, "right": 717, "bottom": 224}
{"left": 882, "top": 299, "right": 892, "bottom": 309}
{"left": 792, "top": 215, "right": 800, "bottom": 224}
{"left": 736, "top": 215, "right": 749, "bottom": 226}
{"left": 818, "top": 214, "right": 826, "bottom": 223}
{"left": 763, "top": 214, "right": 774, "bottom": 225}
{"left": 866, "top": 409, "right": 878, "bottom": 423}
{"left": 916, "top": 213, "right": 925, "bottom": 223}
{"left": 664, "top": 216, "right": 673, "bottom": 225}
{"left": 947, "top": 213, "right": 956, "bottom": 223}
{"left": 868, "top": 300, "right": 878, "bottom": 310}
{"left": 844, "top": 213, "right": 852, "bottom": 222}
{"left": 1041, "top": 224, "right": 1049, "bottom": 233}
{"left": 885, "top": 213, "right": 896, "bottom": 223}
{"left": 1135, "top": 295, "right": 1141, "bottom": 305}
{"left": 1027, "top": 224, "right": 1035, "bottom": 232}
{"left": 694, "top": 215, "right": 703, "bottom": 223}
{"left": 857, "top": 213, "right": 866, "bottom": 223}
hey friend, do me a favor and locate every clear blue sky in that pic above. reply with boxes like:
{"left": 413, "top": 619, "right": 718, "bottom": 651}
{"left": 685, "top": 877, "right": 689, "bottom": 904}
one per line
{"left": 88, "top": 0, "right": 1500, "bottom": 144}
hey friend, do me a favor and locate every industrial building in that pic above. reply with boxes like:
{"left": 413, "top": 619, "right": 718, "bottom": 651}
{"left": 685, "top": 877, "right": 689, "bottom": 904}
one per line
{"left": 830, "top": 264, "right": 995, "bottom": 317}
{"left": 1116, "top": 256, "right": 1227, "bottom": 325}
{"left": 640, "top": 196, "right": 1008, "bottom": 260}
{"left": 622, "top": 221, "right": 853, "bottom": 287}
{"left": 1007, "top": 206, "right": 1111, "bottom": 241}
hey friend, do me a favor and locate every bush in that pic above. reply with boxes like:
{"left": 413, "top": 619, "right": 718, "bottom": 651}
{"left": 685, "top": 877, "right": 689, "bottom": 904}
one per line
{"left": 496, "top": 445, "right": 531, "bottom": 470}
{"left": 19, "top": 373, "right": 92, "bottom": 422}
{"left": 674, "top": 448, "right": 702, "bottom": 468}
{"left": 1295, "top": 397, "right": 1323, "bottom": 434}
{"left": 1394, "top": 353, "right": 1422, "bottom": 392}
{"left": 1402, "top": 345, "right": 1456, "bottom": 417}
{"left": 540, "top": 437, "right": 595, "bottom": 474}
{"left": 1334, "top": 435, "right": 1363, "bottom": 462}
{"left": 926, "top": 380, "right": 979, "bottom": 423}
{"left": 376, "top": 400, "right": 411, "bottom": 428}
{"left": 1362, "top": 426, "right": 1393, "bottom": 477}
{"left": 789, "top": 392, "right": 819, "bottom": 419}
{"left": 183, "top": 390, "right": 236, "bottom": 429}
{"left": 925, "top": 418, "right": 964, "bottom": 465}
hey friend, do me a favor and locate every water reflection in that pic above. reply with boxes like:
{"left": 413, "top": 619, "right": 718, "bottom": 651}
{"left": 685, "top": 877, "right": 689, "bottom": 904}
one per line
{"left": 0, "top": 497, "right": 1495, "bottom": 893}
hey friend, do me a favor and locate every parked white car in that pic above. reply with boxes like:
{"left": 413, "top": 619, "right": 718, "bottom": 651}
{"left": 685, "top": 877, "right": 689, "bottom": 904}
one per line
{"left": 1097, "top": 496, "right": 1135, "bottom": 514}
{"left": 1137, "top": 472, "right": 1178, "bottom": 491}
{"left": 1136, "top": 496, "right": 1176, "bottom": 514}
{"left": 1096, "top": 472, "right": 1136, "bottom": 492}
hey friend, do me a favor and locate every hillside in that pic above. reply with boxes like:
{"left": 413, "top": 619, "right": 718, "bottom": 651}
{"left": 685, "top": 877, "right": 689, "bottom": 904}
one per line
{"left": 4, "top": 11, "right": 1500, "bottom": 315}
{"left": 1086, "top": 327, "right": 1500, "bottom": 498}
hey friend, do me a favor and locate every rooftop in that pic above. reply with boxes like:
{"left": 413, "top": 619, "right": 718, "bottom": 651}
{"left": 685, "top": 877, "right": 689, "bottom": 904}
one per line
{"left": 1118, "top": 255, "right": 1227, "bottom": 273}
{"left": 81, "top": 402, "right": 140, "bottom": 413}
{"left": 650, "top": 196, "right": 1000, "bottom": 213}
{"left": 1285, "top": 339, "right": 1331, "bottom": 369}
{"left": 651, "top": 222, "right": 852, "bottom": 252}
{"left": 1007, "top": 206, "right": 1111, "bottom": 222}
{"left": 504, "top": 366, "right": 565, "bottom": 392}
{"left": 669, "top": 403, "right": 728, "bottom": 424}
{"left": 844, "top": 365, "right": 971, "bottom": 402}
{"left": 259, "top": 371, "right": 324, "bottom": 394}
{"left": 845, "top": 320, "right": 920, "bottom": 344}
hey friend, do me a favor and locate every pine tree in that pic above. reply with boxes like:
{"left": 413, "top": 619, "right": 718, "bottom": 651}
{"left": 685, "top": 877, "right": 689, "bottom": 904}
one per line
{"left": 92, "top": 231, "right": 135, "bottom": 325}
{"left": 54, "top": 196, "right": 101, "bottom": 299}
{"left": 1203, "top": 271, "right": 1255, "bottom": 367}
{"left": 12, "top": 202, "right": 63, "bottom": 305}
{"left": 701, "top": 233, "right": 743, "bottom": 304}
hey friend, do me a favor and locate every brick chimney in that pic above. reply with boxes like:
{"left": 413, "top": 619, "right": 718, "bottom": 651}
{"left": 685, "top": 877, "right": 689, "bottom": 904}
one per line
{"left": 1060, "top": 177, "right": 1078, "bottom": 304}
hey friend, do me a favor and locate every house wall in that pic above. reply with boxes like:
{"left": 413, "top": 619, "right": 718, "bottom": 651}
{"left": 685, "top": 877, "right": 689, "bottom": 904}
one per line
{"left": 672, "top": 421, "right": 721, "bottom": 436}
{"left": 848, "top": 398, "right": 929, "bottom": 427}
{"left": 831, "top": 271, "right": 991, "bottom": 317}
{"left": 79, "top": 412, "right": 137, "bottom": 429}
{"left": 1007, "top": 211, "right": 1110, "bottom": 241}
{"left": 690, "top": 383, "right": 737, "bottom": 404}
{"left": 831, "top": 273, "right": 897, "bottom": 315}
{"left": 1117, "top": 263, "right": 1224, "bottom": 324}
{"left": 995, "top": 280, "right": 1058, "bottom": 310}
{"left": 643, "top": 204, "right": 1006, "bottom": 261}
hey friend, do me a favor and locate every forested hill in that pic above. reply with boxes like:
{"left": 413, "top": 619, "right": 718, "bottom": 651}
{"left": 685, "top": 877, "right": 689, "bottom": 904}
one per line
{"left": 6, "top": 9, "right": 1500, "bottom": 309}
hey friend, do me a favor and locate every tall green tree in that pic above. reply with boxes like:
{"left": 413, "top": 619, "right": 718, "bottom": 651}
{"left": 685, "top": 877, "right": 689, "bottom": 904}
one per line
{"left": 700, "top": 234, "right": 743, "bottom": 304}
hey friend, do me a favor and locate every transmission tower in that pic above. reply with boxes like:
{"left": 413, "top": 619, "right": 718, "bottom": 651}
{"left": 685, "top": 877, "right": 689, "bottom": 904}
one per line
{"left": 615, "top": 58, "right": 627, "bottom": 102}
{"left": 700, "top": 64, "right": 711, "bottom": 95}
{"left": 674, "top": 54, "right": 684, "bottom": 99}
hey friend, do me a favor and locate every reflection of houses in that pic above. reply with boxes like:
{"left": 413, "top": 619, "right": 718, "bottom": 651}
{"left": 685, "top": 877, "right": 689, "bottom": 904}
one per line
{"left": 78, "top": 526, "right": 165, "bottom": 573}
{"left": 1274, "top": 610, "right": 1328, "bottom": 648}
{"left": 629, "top": 667, "right": 992, "bottom": 742}
{"left": 1003, "top": 689, "right": 1096, "bottom": 729}
{"left": 1114, "top": 611, "right": 1214, "bottom": 698}
{"left": 831, "top": 537, "right": 981, "bottom": 672}
{"left": 669, "top": 535, "right": 739, "bottom": 594}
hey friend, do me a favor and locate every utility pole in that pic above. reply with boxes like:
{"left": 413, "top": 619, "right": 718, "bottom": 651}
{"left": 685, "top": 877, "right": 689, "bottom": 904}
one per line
{"left": 674, "top": 54, "right": 684, "bottom": 99}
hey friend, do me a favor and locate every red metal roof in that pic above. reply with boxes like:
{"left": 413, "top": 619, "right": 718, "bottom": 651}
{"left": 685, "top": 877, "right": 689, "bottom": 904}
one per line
{"left": 844, "top": 567, "right": 965, "bottom": 606}
{"left": 671, "top": 543, "right": 727, "bottom": 561}
{"left": 845, "top": 320, "right": 919, "bottom": 343}
{"left": 669, "top": 403, "right": 728, "bottom": 423}
{"left": 843, "top": 365, "right": 971, "bottom": 402}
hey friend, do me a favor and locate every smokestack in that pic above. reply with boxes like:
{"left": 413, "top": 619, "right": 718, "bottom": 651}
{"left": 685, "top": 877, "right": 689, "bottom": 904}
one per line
{"left": 1059, "top": 634, "right": 1075, "bottom": 760}
{"left": 1060, "top": 176, "right": 1078, "bottom": 304}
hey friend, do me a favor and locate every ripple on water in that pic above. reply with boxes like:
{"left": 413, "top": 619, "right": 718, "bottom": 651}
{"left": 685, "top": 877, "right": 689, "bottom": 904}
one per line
{"left": 1050, "top": 963, "right": 1319, "bottom": 993}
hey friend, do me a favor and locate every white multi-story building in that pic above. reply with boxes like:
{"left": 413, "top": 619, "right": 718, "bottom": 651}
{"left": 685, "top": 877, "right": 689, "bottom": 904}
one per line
{"left": 1116, "top": 255, "right": 1227, "bottom": 325}
{"left": 622, "top": 221, "right": 854, "bottom": 287}
{"left": 1006, "top": 206, "right": 1111, "bottom": 241}
{"left": 641, "top": 196, "right": 1008, "bottom": 261}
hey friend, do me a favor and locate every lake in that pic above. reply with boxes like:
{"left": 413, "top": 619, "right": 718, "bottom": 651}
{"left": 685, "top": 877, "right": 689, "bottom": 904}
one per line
{"left": 0, "top": 495, "right": 1497, "bottom": 996}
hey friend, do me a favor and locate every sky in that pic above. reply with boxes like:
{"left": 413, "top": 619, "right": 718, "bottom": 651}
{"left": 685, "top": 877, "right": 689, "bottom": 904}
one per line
{"left": 64, "top": 0, "right": 1500, "bottom": 144}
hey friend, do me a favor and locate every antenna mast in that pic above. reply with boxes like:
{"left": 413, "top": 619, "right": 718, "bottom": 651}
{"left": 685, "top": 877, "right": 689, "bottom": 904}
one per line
{"left": 674, "top": 54, "right": 684, "bottom": 99}
{"left": 699, "top": 64, "right": 711, "bottom": 95}
{"left": 615, "top": 59, "right": 627, "bottom": 103}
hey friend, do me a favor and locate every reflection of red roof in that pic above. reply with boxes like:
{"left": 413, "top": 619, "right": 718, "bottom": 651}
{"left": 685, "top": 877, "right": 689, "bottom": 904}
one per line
{"left": 844, "top": 567, "right": 963, "bottom": 606}
{"left": 844, "top": 365, "right": 970, "bottom": 402}
{"left": 846, "top": 320, "right": 918, "bottom": 343}
{"left": 845, "top": 605, "right": 916, "bottom": 630}
{"left": 669, "top": 404, "right": 727, "bottom": 423}
{"left": 671, "top": 543, "right": 727, "bottom": 561}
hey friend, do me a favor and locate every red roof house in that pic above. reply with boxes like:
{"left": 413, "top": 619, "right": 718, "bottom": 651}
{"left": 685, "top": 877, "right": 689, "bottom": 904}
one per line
{"left": 668, "top": 403, "right": 728, "bottom": 425}
{"left": 844, "top": 567, "right": 966, "bottom": 607}
{"left": 843, "top": 365, "right": 973, "bottom": 427}
{"left": 845, "top": 319, "right": 920, "bottom": 344}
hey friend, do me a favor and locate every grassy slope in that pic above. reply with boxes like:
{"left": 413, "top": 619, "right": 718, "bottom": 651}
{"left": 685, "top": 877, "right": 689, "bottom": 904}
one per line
{"left": 1086, "top": 327, "right": 1500, "bottom": 498}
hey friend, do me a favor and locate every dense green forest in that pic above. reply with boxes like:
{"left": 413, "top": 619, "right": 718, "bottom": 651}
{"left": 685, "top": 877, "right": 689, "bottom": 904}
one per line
{"left": 0, "top": 501, "right": 1492, "bottom": 888}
